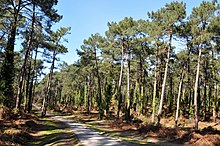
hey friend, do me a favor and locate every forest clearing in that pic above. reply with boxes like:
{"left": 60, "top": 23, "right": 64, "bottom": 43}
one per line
{"left": 0, "top": 0, "right": 220, "bottom": 145}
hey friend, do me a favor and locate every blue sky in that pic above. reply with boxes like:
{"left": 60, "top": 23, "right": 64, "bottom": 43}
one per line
{"left": 52, "top": 0, "right": 208, "bottom": 65}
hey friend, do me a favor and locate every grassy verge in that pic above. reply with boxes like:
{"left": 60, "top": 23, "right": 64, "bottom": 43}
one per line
{"left": 29, "top": 117, "right": 81, "bottom": 146}
{"left": 65, "top": 112, "right": 220, "bottom": 146}
{"left": 0, "top": 107, "right": 80, "bottom": 146}
{"left": 86, "top": 124, "right": 155, "bottom": 145}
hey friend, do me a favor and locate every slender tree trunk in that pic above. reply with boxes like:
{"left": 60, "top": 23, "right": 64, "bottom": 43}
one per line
{"left": 186, "top": 39, "right": 192, "bottom": 117}
{"left": 194, "top": 42, "right": 202, "bottom": 131}
{"left": 137, "top": 54, "right": 143, "bottom": 114}
{"left": 158, "top": 56, "right": 170, "bottom": 119}
{"left": 212, "top": 49, "right": 217, "bottom": 122}
{"left": 126, "top": 52, "right": 131, "bottom": 121}
{"left": 152, "top": 45, "right": 158, "bottom": 123}
{"left": 16, "top": 2, "right": 35, "bottom": 111}
{"left": 175, "top": 66, "right": 185, "bottom": 127}
{"left": 208, "top": 86, "right": 212, "bottom": 113}
{"left": 152, "top": 69, "right": 157, "bottom": 123}
{"left": 169, "top": 70, "right": 173, "bottom": 114}
{"left": 16, "top": 49, "right": 30, "bottom": 111}
{"left": 117, "top": 45, "right": 124, "bottom": 118}
{"left": 133, "top": 81, "right": 138, "bottom": 112}
{"left": 94, "top": 48, "right": 103, "bottom": 119}
{"left": 83, "top": 83, "right": 87, "bottom": 109}
{"left": 141, "top": 77, "right": 145, "bottom": 114}
{"left": 41, "top": 51, "right": 56, "bottom": 117}
{"left": 24, "top": 59, "right": 32, "bottom": 112}
{"left": 30, "top": 52, "right": 39, "bottom": 107}
{"left": 213, "top": 83, "right": 218, "bottom": 122}
{"left": 203, "top": 77, "right": 207, "bottom": 121}
{"left": 202, "top": 60, "right": 207, "bottom": 121}
{"left": 157, "top": 32, "right": 172, "bottom": 125}
{"left": 87, "top": 76, "right": 91, "bottom": 114}
{"left": 28, "top": 48, "right": 38, "bottom": 113}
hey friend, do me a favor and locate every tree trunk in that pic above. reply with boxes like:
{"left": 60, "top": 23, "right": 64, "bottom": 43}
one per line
{"left": 169, "top": 70, "right": 173, "bottom": 114}
{"left": 29, "top": 49, "right": 37, "bottom": 112}
{"left": 194, "top": 43, "right": 202, "bottom": 131}
{"left": 152, "top": 45, "right": 159, "bottom": 123}
{"left": 213, "top": 83, "right": 218, "bottom": 122}
{"left": 212, "top": 49, "right": 217, "bottom": 122}
{"left": 202, "top": 60, "right": 207, "bottom": 121}
{"left": 94, "top": 48, "right": 103, "bottom": 119}
{"left": 24, "top": 60, "right": 32, "bottom": 112}
{"left": 137, "top": 54, "right": 143, "bottom": 114}
{"left": 28, "top": 48, "right": 38, "bottom": 113}
{"left": 125, "top": 52, "right": 131, "bottom": 121}
{"left": 41, "top": 51, "right": 56, "bottom": 117}
{"left": 186, "top": 39, "right": 192, "bottom": 117}
{"left": 157, "top": 32, "right": 172, "bottom": 125}
{"left": 175, "top": 66, "right": 185, "bottom": 127}
{"left": 117, "top": 45, "right": 124, "bottom": 118}
{"left": 87, "top": 76, "right": 91, "bottom": 114}
{"left": 203, "top": 77, "right": 207, "bottom": 121}
{"left": 2, "top": 24, "right": 16, "bottom": 108}
{"left": 16, "top": 2, "right": 35, "bottom": 111}
{"left": 152, "top": 69, "right": 157, "bottom": 123}
{"left": 2, "top": 0, "right": 22, "bottom": 109}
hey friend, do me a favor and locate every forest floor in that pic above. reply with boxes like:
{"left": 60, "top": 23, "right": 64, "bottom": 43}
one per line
{"left": 0, "top": 108, "right": 80, "bottom": 146}
{"left": 63, "top": 110, "right": 220, "bottom": 146}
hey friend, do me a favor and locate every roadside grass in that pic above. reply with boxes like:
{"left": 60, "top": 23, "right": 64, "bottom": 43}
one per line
{"left": 29, "top": 117, "right": 81, "bottom": 146}
{"left": 65, "top": 111, "right": 220, "bottom": 146}
{"left": 0, "top": 106, "right": 80, "bottom": 146}
{"left": 29, "top": 107, "right": 81, "bottom": 146}
{"left": 86, "top": 124, "right": 156, "bottom": 145}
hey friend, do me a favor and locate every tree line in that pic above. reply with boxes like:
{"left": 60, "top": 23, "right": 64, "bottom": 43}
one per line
{"left": 0, "top": 0, "right": 70, "bottom": 117}
{"left": 36, "top": 0, "right": 220, "bottom": 130}
{"left": 0, "top": 0, "right": 219, "bottom": 131}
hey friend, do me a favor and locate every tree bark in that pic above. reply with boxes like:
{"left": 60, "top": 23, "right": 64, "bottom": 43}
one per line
{"left": 213, "top": 83, "right": 218, "bottom": 122}
{"left": 126, "top": 52, "right": 131, "bottom": 121}
{"left": 169, "top": 70, "right": 173, "bottom": 113}
{"left": 86, "top": 75, "right": 91, "bottom": 114}
{"left": 28, "top": 48, "right": 38, "bottom": 113}
{"left": 175, "top": 66, "right": 185, "bottom": 127}
{"left": 41, "top": 51, "right": 56, "bottom": 117}
{"left": 157, "top": 32, "right": 172, "bottom": 125}
{"left": 138, "top": 54, "right": 143, "bottom": 114}
{"left": 16, "top": 1, "right": 35, "bottom": 111}
{"left": 24, "top": 59, "right": 32, "bottom": 112}
{"left": 117, "top": 44, "right": 124, "bottom": 118}
{"left": 194, "top": 43, "right": 202, "bottom": 130}
{"left": 152, "top": 44, "right": 159, "bottom": 123}
{"left": 212, "top": 49, "right": 217, "bottom": 122}
{"left": 152, "top": 68, "right": 157, "bottom": 123}
{"left": 202, "top": 60, "right": 207, "bottom": 121}
{"left": 2, "top": 0, "right": 22, "bottom": 108}
{"left": 94, "top": 47, "right": 103, "bottom": 119}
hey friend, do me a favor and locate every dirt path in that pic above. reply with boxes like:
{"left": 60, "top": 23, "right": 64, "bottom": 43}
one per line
{"left": 53, "top": 116, "right": 133, "bottom": 146}
{"left": 52, "top": 116, "right": 185, "bottom": 146}
{"left": 32, "top": 105, "right": 132, "bottom": 145}
{"left": 33, "top": 105, "right": 183, "bottom": 145}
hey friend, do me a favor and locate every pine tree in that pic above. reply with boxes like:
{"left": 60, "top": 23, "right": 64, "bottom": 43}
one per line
{"left": 41, "top": 27, "right": 70, "bottom": 117}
